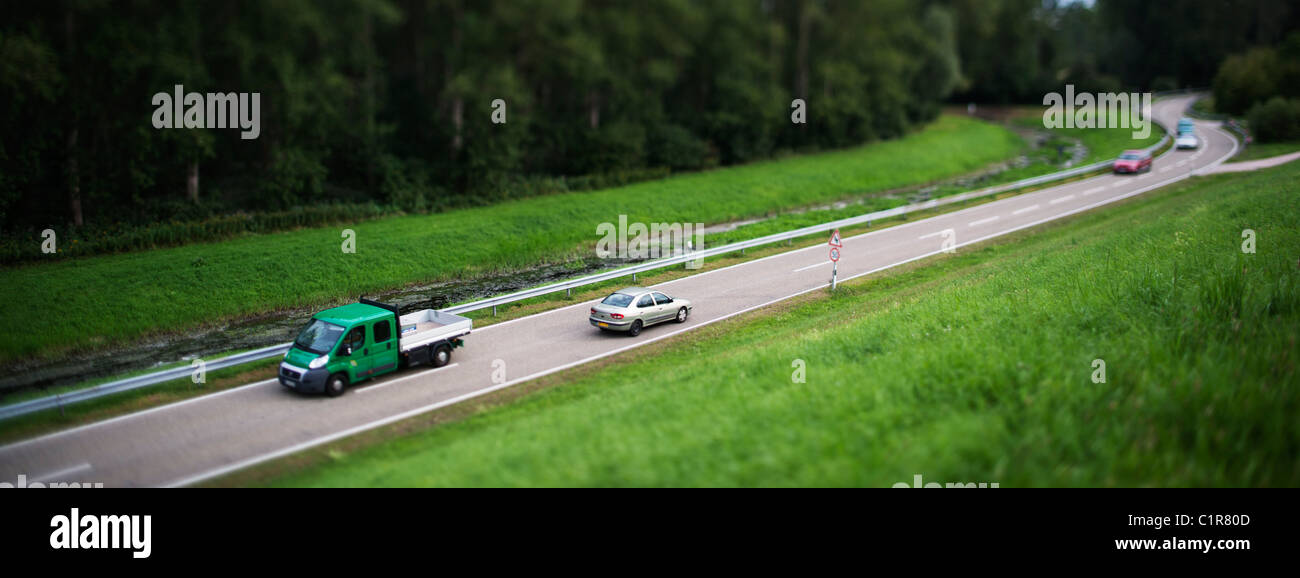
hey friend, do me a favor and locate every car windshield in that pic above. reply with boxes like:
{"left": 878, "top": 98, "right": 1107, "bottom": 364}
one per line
{"left": 1119, "top": 153, "right": 1142, "bottom": 160}
{"left": 601, "top": 293, "right": 635, "bottom": 307}
{"left": 293, "top": 319, "right": 345, "bottom": 355}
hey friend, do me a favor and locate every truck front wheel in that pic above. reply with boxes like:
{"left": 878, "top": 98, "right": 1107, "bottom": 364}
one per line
{"left": 431, "top": 343, "right": 452, "bottom": 367}
{"left": 325, "top": 373, "right": 348, "bottom": 397}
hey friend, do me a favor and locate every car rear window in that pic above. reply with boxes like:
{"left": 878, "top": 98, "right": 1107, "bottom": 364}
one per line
{"left": 1119, "top": 153, "right": 1142, "bottom": 160}
{"left": 601, "top": 293, "right": 634, "bottom": 307}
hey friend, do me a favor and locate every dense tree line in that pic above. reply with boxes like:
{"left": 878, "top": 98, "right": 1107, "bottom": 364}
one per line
{"left": 1, "top": 0, "right": 1296, "bottom": 238}
{"left": 0, "top": 0, "right": 961, "bottom": 235}
{"left": 949, "top": 0, "right": 1299, "bottom": 103}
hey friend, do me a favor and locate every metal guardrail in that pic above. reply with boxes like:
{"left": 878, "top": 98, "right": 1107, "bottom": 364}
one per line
{"left": 0, "top": 124, "right": 1172, "bottom": 421}
{"left": 0, "top": 343, "right": 293, "bottom": 420}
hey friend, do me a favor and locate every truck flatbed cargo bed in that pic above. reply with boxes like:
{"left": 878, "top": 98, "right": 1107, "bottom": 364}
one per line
{"left": 397, "top": 309, "right": 472, "bottom": 352}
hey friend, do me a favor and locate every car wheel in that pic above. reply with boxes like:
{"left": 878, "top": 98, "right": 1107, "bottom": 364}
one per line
{"left": 431, "top": 343, "right": 452, "bottom": 367}
{"left": 628, "top": 320, "right": 643, "bottom": 337}
{"left": 676, "top": 307, "right": 688, "bottom": 323}
{"left": 325, "top": 373, "right": 348, "bottom": 397}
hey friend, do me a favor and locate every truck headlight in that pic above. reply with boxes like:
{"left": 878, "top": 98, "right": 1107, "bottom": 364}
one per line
{"left": 309, "top": 354, "right": 329, "bottom": 369}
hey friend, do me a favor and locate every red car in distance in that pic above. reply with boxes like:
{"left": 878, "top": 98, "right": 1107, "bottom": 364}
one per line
{"left": 1113, "top": 149, "right": 1152, "bottom": 174}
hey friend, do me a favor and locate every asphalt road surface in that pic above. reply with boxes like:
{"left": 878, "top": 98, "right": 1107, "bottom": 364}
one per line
{"left": 0, "top": 96, "right": 1237, "bottom": 487}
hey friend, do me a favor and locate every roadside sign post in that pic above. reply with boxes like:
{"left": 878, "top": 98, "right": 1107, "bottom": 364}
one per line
{"left": 828, "top": 229, "right": 842, "bottom": 291}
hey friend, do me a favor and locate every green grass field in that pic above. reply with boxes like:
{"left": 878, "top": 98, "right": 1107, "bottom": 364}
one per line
{"left": 2, "top": 115, "right": 1024, "bottom": 363}
{"left": 1229, "top": 140, "right": 1300, "bottom": 163}
{"left": 254, "top": 161, "right": 1300, "bottom": 488}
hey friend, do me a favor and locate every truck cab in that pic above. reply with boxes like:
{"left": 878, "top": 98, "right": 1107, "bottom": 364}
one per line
{"left": 279, "top": 299, "right": 470, "bottom": 396}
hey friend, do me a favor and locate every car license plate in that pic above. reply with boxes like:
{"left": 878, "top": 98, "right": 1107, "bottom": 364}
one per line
{"left": 598, "top": 322, "right": 609, "bottom": 328}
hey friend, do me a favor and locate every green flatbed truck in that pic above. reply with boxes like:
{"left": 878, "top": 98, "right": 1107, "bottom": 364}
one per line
{"left": 278, "top": 298, "right": 471, "bottom": 396}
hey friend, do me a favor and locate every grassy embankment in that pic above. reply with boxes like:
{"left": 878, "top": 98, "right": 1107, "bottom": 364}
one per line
{"left": 245, "top": 160, "right": 1298, "bottom": 487}
{"left": 1230, "top": 141, "right": 1300, "bottom": 163}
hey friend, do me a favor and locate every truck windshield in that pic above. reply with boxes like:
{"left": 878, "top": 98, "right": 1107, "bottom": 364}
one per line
{"left": 294, "top": 319, "right": 345, "bottom": 355}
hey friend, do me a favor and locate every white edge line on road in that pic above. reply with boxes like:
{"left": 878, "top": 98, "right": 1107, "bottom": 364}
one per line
{"left": 166, "top": 129, "right": 1225, "bottom": 489}
{"left": 356, "top": 364, "right": 459, "bottom": 394}
{"left": 968, "top": 216, "right": 999, "bottom": 227}
{"left": 0, "top": 379, "right": 280, "bottom": 454}
{"left": 792, "top": 260, "right": 831, "bottom": 273}
{"left": 1048, "top": 194, "right": 1076, "bottom": 205}
{"left": 31, "top": 462, "right": 92, "bottom": 483}
{"left": 1192, "top": 125, "right": 1240, "bottom": 175}
{"left": 1012, "top": 205, "right": 1039, "bottom": 215}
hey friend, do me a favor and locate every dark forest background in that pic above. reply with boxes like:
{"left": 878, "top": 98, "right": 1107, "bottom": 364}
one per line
{"left": 2, "top": 0, "right": 1297, "bottom": 239}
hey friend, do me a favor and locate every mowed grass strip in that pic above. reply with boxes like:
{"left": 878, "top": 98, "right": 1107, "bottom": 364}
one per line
{"left": 256, "top": 161, "right": 1300, "bottom": 488}
{"left": 1229, "top": 140, "right": 1300, "bottom": 163}
{"left": 1, "top": 115, "right": 1022, "bottom": 362}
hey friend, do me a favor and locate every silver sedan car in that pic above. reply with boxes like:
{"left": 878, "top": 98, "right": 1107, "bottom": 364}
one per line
{"left": 589, "top": 287, "right": 692, "bottom": 336}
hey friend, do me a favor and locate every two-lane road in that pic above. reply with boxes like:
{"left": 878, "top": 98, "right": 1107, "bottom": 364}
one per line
{"left": 0, "top": 96, "right": 1236, "bottom": 487}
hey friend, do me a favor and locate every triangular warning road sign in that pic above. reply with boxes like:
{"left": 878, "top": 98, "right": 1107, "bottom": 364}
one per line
{"left": 828, "top": 229, "right": 842, "bottom": 248}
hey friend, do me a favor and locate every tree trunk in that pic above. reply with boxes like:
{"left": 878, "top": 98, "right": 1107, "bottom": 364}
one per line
{"left": 587, "top": 90, "right": 601, "bottom": 129}
{"left": 448, "top": 1, "right": 463, "bottom": 156}
{"left": 796, "top": 0, "right": 810, "bottom": 105}
{"left": 451, "top": 96, "right": 463, "bottom": 154}
{"left": 66, "top": 128, "right": 83, "bottom": 227}
{"left": 187, "top": 161, "right": 199, "bottom": 203}
{"left": 64, "top": 8, "right": 83, "bottom": 227}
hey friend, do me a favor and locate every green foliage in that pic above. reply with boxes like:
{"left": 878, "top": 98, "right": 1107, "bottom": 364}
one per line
{"left": 0, "top": 0, "right": 967, "bottom": 237}
{"left": 1212, "top": 31, "right": 1300, "bottom": 116}
{"left": 263, "top": 161, "right": 1300, "bottom": 488}
{"left": 1246, "top": 97, "right": 1300, "bottom": 142}
{"left": 1213, "top": 48, "right": 1283, "bottom": 115}
{"left": 647, "top": 124, "right": 714, "bottom": 171}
